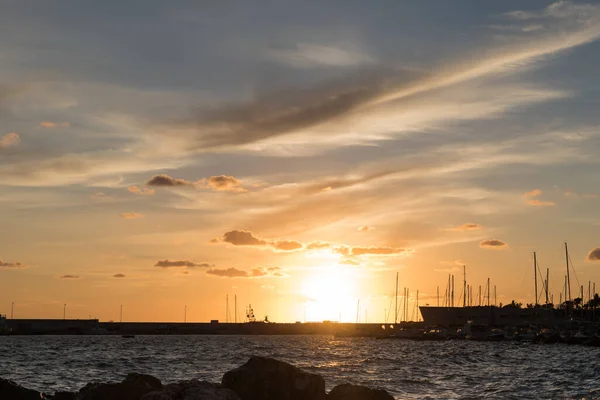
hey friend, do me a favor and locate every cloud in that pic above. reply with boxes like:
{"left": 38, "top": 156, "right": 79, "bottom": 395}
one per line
{"left": 358, "top": 225, "right": 374, "bottom": 232}
{"left": 145, "top": 174, "right": 245, "bottom": 192}
{"left": 222, "top": 230, "right": 267, "bottom": 246}
{"left": 305, "top": 241, "right": 333, "bottom": 250}
{"left": 447, "top": 223, "right": 482, "bottom": 232}
{"left": 0, "top": 260, "right": 25, "bottom": 269}
{"left": 90, "top": 192, "right": 113, "bottom": 201}
{"left": 333, "top": 246, "right": 411, "bottom": 256}
{"left": 154, "top": 260, "right": 213, "bottom": 268}
{"left": 0, "top": 132, "right": 19, "bottom": 149}
{"left": 524, "top": 189, "right": 542, "bottom": 197}
{"left": 480, "top": 239, "right": 509, "bottom": 249}
{"left": 268, "top": 43, "right": 375, "bottom": 69}
{"left": 527, "top": 199, "right": 556, "bottom": 207}
{"left": 200, "top": 175, "right": 245, "bottom": 192}
{"left": 128, "top": 185, "right": 155, "bottom": 195}
{"left": 147, "top": 174, "right": 194, "bottom": 187}
{"left": 272, "top": 240, "right": 304, "bottom": 251}
{"left": 59, "top": 275, "right": 80, "bottom": 279}
{"left": 119, "top": 212, "right": 144, "bottom": 219}
{"left": 113, "top": 273, "right": 126, "bottom": 278}
{"left": 587, "top": 247, "right": 600, "bottom": 262}
{"left": 40, "top": 121, "right": 70, "bottom": 128}
{"left": 206, "top": 266, "right": 281, "bottom": 278}
{"left": 339, "top": 259, "right": 360, "bottom": 266}
{"left": 524, "top": 189, "right": 555, "bottom": 206}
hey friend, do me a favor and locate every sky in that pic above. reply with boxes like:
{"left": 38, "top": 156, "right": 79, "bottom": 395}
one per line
{"left": 1, "top": 0, "right": 600, "bottom": 323}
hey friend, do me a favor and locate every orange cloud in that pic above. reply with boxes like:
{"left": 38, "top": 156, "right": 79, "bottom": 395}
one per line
{"left": 206, "top": 266, "right": 285, "bottom": 278}
{"left": 59, "top": 274, "right": 80, "bottom": 279}
{"left": 446, "top": 223, "right": 482, "bottom": 232}
{"left": 480, "top": 239, "right": 508, "bottom": 249}
{"left": 128, "top": 185, "right": 155, "bottom": 195}
{"left": 119, "top": 212, "right": 144, "bottom": 219}
{"left": 587, "top": 247, "right": 600, "bottom": 262}
{"left": 222, "top": 230, "right": 267, "bottom": 246}
{"left": 147, "top": 174, "right": 193, "bottom": 187}
{"left": 40, "top": 121, "right": 69, "bottom": 128}
{"left": 524, "top": 189, "right": 555, "bottom": 206}
{"left": 358, "top": 225, "right": 374, "bottom": 232}
{"left": 200, "top": 175, "right": 245, "bottom": 192}
{"left": 272, "top": 240, "right": 304, "bottom": 251}
{"left": 0, "top": 259, "right": 25, "bottom": 268}
{"left": 333, "top": 246, "right": 410, "bottom": 256}
{"left": 524, "top": 189, "right": 542, "bottom": 197}
{"left": 339, "top": 259, "right": 360, "bottom": 266}
{"left": 154, "top": 260, "right": 212, "bottom": 268}
{"left": 113, "top": 273, "right": 126, "bottom": 278}
{"left": 527, "top": 199, "right": 556, "bottom": 207}
{"left": 0, "top": 132, "right": 19, "bottom": 148}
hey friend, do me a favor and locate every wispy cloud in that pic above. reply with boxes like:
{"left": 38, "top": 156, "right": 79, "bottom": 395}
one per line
{"left": 40, "top": 121, "right": 70, "bottom": 128}
{"left": 113, "top": 273, "right": 126, "bottom": 278}
{"left": 119, "top": 212, "right": 144, "bottom": 219}
{"left": 524, "top": 189, "right": 555, "bottom": 206}
{"left": 59, "top": 274, "right": 80, "bottom": 279}
{"left": 128, "top": 185, "right": 155, "bottom": 195}
{"left": 206, "top": 266, "right": 285, "bottom": 278}
{"left": 0, "top": 259, "right": 26, "bottom": 269}
{"left": 268, "top": 43, "right": 374, "bottom": 68}
{"left": 154, "top": 260, "right": 213, "bottom": 268}
{"left": 446, "top": 223, "right": 482, "bottom": 232}
{"left": 0, "top": 132, "right": 19, "bottom": 149}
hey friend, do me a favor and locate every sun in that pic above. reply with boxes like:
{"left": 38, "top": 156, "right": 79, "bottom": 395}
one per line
{"left": 301, "top": 265, "right": 358, "bottom": 322}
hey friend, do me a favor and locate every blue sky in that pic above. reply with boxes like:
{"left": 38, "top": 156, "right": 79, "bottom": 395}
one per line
{"left": 1, "top": 1, "right": 599, "bottom": 322}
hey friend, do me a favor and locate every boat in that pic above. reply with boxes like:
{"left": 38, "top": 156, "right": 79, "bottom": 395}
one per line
{"left": 0, "top": 314, "right": 11, "bottom": 335}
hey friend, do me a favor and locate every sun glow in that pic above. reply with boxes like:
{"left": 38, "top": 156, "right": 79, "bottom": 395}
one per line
{"left": 301, "top": 265, "right": 358, "bottom": 322}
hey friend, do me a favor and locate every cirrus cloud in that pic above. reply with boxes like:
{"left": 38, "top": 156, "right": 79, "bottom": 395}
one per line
{"left": 59, "top": 274, "right": 80, "bottom": 279}
{"left": 0, "top": 259, "right": 25, "bottom": 269}
{"left": 446, "top": 223, "right": 482, "bottom": 232}
{"left": 206, "top": 266, "right": 285, "bottom": 278}
{"left": 128, "top": 185, "right": 155, "bottom": 195}
{"left": 119, "top": 212, "right": 144, "bottom": 219}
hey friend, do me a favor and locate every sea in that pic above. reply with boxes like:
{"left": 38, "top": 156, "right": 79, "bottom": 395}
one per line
{"left": 1, "top": 335, "right": 599, "bottom": 399}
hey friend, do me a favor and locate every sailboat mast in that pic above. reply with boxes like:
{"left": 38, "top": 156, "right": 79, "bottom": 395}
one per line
{"left": 565, "top": 242, "right": 571, "bottom": 301}
{"left": 534, "top": 252, "right": 538, "bottom": 306}
{"left": 416, "top": 290, "right": 419, "bottom": 322}
{"left": 463, "top": 265, "right": 466, "bottom": 307}
{"left": 546, "top": 268, "right": 549, "bottom": 304}
{"left": 451, "top": 275, "right": 455, "bottom": 307}
{"left": 394, "top": 272, "right": 398, "bottom": 324}
{"left": 487, "top": 278, "right": 490, "bottom": 306}
{"left": 437, "top": 286, "right": 439, "bottom": 307}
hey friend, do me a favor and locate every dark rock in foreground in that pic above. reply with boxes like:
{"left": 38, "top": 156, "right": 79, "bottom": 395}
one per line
{"left": 0, "top": 377, "right": 43, "bottom": 400}
{"left": 142, "top": 380, "right": 240, "bottom": 400}
{"left": 326, "top": 383, "right": 395, "bottom": 400}
{"left": 3, "top": 356, "right": 394, "bottom": 400}
{"left": 222, "top": 356, "right": 326, "bottom": 400}
{"left": 77, "top": 372, "right": 162, "bottom": 400}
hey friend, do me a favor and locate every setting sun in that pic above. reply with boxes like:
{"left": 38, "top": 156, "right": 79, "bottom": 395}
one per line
{"left": 301, "top": 265, "right": 358, "bottom": 322}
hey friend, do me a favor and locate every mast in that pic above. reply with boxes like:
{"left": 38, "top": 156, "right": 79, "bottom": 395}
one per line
{"left": 226, "top": 295, "right": 229, "bottom": 323}
{"left": 406, "top": 288, "right": 409, "bottom": 321}
{"left": 437, "top": 286, "right": 439, "bottom": 307}
{"left": 235, "top": 295, "right": 237, "bottom": 323}
{"left": 487, "top": 278, "right": 490, "bottom": 306}
{"left": 534, "top": 252, "right": 538, "bottom": 306}
{"left": 447, "top": 275, "right": 451, "bottom": 306}
{"left": 546, "top": 268, "right": 549, "bottom": 304}
{"left": 356, "top": 299, "right": 360, "bottom": 324}
{"left": 463, "top": 265, "right": 466, "bottom": 307}
{"left": 565, "top": 242, "right": 571, "bottom": 301}
{"left": 478, "top": 286, "right": 481, "bottom": 306}
{"left": 451, "top": 275, "right": 455, "bottom": 307}
{"left": 395, "top": 272, "right": 399, "bottom": 324}
{"left": 416, "top": 290, "right": 419, "bottom": 322}
{"left": 494, "top": 285, "right": 497, "bottom": 306}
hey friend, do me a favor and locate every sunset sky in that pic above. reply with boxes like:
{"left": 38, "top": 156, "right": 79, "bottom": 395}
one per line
{"left": 2, "top": 1, "right": 600, "bottom": 323}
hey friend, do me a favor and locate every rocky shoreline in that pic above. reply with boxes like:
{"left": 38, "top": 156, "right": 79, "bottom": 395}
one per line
{"left": 0, "top": 356, "right": 394, "bottom": 400}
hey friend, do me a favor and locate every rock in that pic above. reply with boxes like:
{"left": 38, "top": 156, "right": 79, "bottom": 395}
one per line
{"left": 0, "top": 377, "right": 43, "bottom": 400}
{"left": 141, "top": 380, "right": 240, "bottom": 400}
{"left": 326, "top": 383, "right": 394, "bottom": 400}
{"left": 76, "top": 372, "right": 162, "bottom": 400}
{"left": 222, "top": 356, "right": 325, "bottom": 400}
